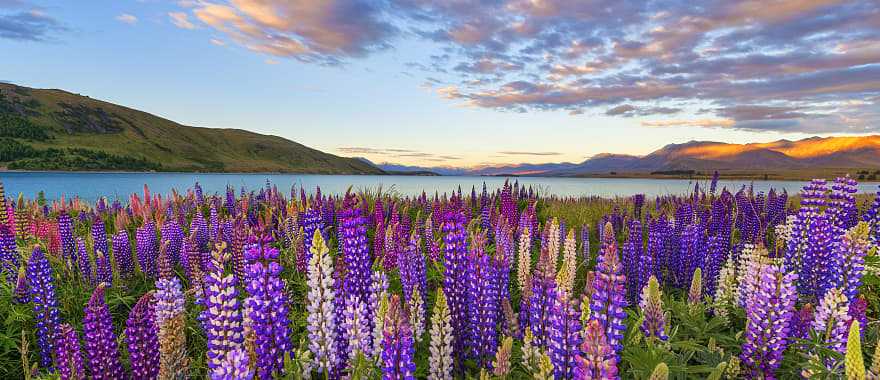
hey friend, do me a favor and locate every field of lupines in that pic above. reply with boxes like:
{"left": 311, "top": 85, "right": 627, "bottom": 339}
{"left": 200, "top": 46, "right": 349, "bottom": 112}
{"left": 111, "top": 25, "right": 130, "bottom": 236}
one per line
{"left": 1, "top": 175, "right": 880, "bottom": 379}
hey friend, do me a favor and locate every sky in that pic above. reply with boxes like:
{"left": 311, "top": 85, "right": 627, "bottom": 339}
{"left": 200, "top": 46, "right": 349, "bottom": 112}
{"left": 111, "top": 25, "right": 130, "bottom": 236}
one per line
{"left": 0, "top": 0, "right": 878, "bottom": 167}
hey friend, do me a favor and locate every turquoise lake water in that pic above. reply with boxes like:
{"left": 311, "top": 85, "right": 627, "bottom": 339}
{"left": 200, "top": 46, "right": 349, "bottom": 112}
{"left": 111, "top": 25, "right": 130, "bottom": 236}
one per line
{"left": 0, "top": 172, "right": 876, "bottom": 202}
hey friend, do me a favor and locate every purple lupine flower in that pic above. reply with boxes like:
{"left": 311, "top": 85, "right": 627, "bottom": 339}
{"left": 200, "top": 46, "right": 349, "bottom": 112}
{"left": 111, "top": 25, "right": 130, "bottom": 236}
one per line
{"left": 112, "top": 230, "right": 134, "bottom": 278}
{"left": 161, "top": 220, "right": 184, "bottom": 265}
{"left": 14, "top": 266, "right": 28, "bottom": 303}
{"left": 244, "top": 239, "right": 292, "bottom": 378}
{"left": 500, "top": 181, "right": 517, "bottom": 228}
{"left": 805, "top": 212, "right": 833, "bottom": 298}
{"left": 76, "top": 238, "right": 93, "bottom": 285}
{"left": 790, "top": 303, "right": 815, "bottom": 340}
{"left": 343, "top": 293, "right": 371, "bottom": 363}
{"left": 831, "top": 222, "right": 869, "bottom": 301}
{"left": 621, "top": 219, "right": 642, "bottom": 303}
{"left": 787, "top": 179, "right": 827, "bottom": 296}
{"left": 155, "top": 268, "right": 188, "bottom": 379}
{"left": 828, "top": 176, "right": 859, "bottom": 231}
{"left": 299, "top": 207, "right": 323, "bottom": 273}
{"left": 208, "top": 206, "right": 219, "bottom": 241}
{"left": 202, "top": 243, "right": 245, "bottom": 373}
{"left": 849, "top": 296, "right": 867, "bottom": 338}
{"left": 382, "top": 295, "right": 416, "bottom": 380}
{"left": 27, "top": 246, "right": 61, "bottom": 370}
{"left": 399, "top": 231, "right": 426, "bottom": 309}
{"left": 136, "top": 222, "right": 158, "bottom": 277}
{"left": 550, "top": 291, "right": 583, "bottom": 379}
{"left": 212, "top": 348, "right": 253, "bottom": 380}
{"left": 126, "top": 292, "right": 159, "bottom": 380}
{"left": 95, "top": 248, "right": 113, "bottom": 287}
{"left": 56, "top": 323, "right": 86, "bottom": 380}
{"left": 83, "top": 284, "right": 125, "bottom": 380}
{"left": 58, "top": 211, "right": 75, "bottom": 267}
{"left": 575, "top": 319, "right": 619, "bottom": 380}
{"left": 441, "top": 210, "right": 469, "bottom": 364}
{"left": 0, "top": 224, "right": 19, "bottom": 284}
{"left": 91, "top": 216, "right": 110, "bottom": 275}
{"left": 710, "top": 171, "right": 720, "bottom": 195}
{"left": 639, "top": 276, "right": 667, "bottom": 341}
{"left": 527, "top": 243, "right": 558, "bottom": 349}
{"left": 590, "top": 223, "right": 628, "bottom": 353}
{"left": 740, "top": 263, "right": 797, "bottom": 379}
{"left": 339, "top": 194, "right": 372, "bottom": 308}
{"left": 466, "top": 232, "right": 500, "bottom": 365}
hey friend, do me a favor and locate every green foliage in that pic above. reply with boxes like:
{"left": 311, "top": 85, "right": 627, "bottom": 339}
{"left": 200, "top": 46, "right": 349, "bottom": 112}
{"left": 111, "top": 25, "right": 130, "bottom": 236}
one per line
{"left": 4, "top": 145, "right": 161, "bottom": 171}
{"left": 0, "top": 114, "right": 50, "bottom": 140}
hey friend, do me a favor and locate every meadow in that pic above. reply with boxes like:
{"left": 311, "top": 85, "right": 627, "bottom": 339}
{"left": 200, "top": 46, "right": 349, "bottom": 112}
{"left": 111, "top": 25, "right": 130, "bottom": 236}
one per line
{"left": 0, "top": 175, "right": 878, "bottom": 379}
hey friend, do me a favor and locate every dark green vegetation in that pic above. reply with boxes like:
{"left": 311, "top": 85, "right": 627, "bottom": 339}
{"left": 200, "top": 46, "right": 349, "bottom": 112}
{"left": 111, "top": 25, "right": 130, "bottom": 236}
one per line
{"left": 0, "top": 83, "right": 383, "bottom": 174}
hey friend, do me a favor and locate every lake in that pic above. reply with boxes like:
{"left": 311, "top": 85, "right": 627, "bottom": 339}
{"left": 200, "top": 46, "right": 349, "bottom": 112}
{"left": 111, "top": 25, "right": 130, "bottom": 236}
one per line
{"left": 1, "top": 172, "right": 877, "bottom": 202}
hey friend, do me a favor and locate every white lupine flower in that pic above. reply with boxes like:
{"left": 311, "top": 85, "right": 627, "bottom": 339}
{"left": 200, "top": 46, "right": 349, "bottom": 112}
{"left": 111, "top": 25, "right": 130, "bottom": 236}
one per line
{"left": 428, "top": 288, "right": 453, "bottom": 380}
{"left": 556, "top": 229, "right": 577, "bottom": 294}
{"left": 409, "top": 289, "right": 425, "bottom": 344}
{"left": 517, "top": 227, "right": 532, "bottom": 294}
{"left": 546, "top": 218, "right": 560, "bottom": 268}
{"left": 343, "top": 294, "right": 370, "bottom": 363}
{"left": 306, "top": 230, "right": 337, "bottom": 374}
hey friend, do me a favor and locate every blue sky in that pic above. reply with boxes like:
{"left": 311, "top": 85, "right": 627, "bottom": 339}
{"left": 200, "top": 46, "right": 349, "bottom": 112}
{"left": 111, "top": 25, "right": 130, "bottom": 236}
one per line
{"left": 1, "top": 0, "right": 878, "bottom": 167}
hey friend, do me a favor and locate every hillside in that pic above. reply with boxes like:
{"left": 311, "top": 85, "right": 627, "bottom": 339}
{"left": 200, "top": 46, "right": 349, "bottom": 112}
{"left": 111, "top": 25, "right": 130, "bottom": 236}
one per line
{"left": 0, "top": 83, "right": 383, "bottom": 174}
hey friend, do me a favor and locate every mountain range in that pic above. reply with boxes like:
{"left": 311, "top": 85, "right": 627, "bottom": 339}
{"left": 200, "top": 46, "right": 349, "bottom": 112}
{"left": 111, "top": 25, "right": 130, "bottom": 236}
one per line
{"left": 376, "top": 136, "right": 880, "bottom": 177}
{"left": 0, "top": 83, "right": 381, "bottom": 173}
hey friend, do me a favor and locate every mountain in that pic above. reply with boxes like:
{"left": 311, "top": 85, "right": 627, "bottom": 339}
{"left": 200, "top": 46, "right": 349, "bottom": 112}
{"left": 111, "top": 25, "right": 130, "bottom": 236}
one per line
{"left": 547, "top": 137, "right": 880, "bottom": 176}
{"left": 378, "top": 136, "right": 880, "bottom": 177}
{"left": 0, "top": 83, "right": 383, "bottom": 173}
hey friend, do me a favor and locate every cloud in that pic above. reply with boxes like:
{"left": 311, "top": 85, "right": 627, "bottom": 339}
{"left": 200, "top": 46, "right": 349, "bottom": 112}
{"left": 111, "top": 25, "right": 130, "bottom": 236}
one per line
{"left": 170, "top": 0, "right": 880, "bottom": 133}
{"left": 168, "top": 11, "right": 195, "bottom": 29}
{"left": 337, "top": 146, "right": 460, "bottom": 161}
{"left": 116, "top": 13, "right": 137, "bottom": 25}
{"left": 210, "top": 38, "right": 225, "bottom": 46}
{"left": 0, "top": 8, "right": 65, "bottom": 41}
{"left": 641, "top": 119, "right": 736, "bottom": 128}
{"left": 188, "top": 0, "right": 396, "bottom": 64}
{"left": 498, "top": 151, "right": 562, "bottom": 156}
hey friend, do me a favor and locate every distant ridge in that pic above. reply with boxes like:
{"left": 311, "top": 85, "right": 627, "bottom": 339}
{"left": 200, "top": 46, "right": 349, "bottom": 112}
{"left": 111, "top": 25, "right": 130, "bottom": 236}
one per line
{"left": 0, "top": 83, "right": 383, "bottom": 174}
{"left": 380, "top": 136, "right": 880, "bottom": 177}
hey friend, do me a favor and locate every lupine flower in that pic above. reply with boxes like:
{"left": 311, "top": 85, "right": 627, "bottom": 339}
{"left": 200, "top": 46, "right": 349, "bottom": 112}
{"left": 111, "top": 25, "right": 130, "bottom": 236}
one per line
{"left": 91, "top": 217, "right": 111, "bottom": 281}
{"left": 243, "top": 239, "right": 291, "bottom": 378}
{"left": 95, "top": 249, "right": 112, "bottom": 286}
{"left": 429, "top": 288, "right": 453, "bottom": 380}
{"left": 575, "top": 319, "right": 619, "bottom": 380}
{"left": 622, "top": 219, "right": 643, "bottom": 302}
{"left": 343, "top": 293, "right": 371, "bottom": 366}
{"left": 467, "top": 232, "right": 501, "bottom": 365}
{"left": 528, "top": 244, "right": 559, "bottom": 349}
{"left": 299, "top": 207, "right": 323, "bottom": 273}
{"left": 812, "top": 287, "right": 851, "bottom": 357}
{"left": 155, "top": 272, "right": 189, "bottom": 379}
{"left": 688, "top": 267, "right": 703, "bottom": 309}
{"left": 56, "top": 323, "right": 86, "bottom": 380}
{"left": 14, "top": 265, "right": 28, "bottom": 303}
{"left": 382, "top": 295, "right": 416, "bottom": 380}
{"left": 517, "top": 227, "right": 532, "bottom": 295}
{"left": 126, "top": 292, "right": 159, "bottom": 380}
{"left": 27, "top": 246, "right": 60, "bottom": 370}
{"left": 161, "top": 220, "right": 184, "bottom": 265}
{"left": 369, "top": 270, "right": 389, "bottom": 359}
{"left": 590, "top": 223, "right": 627, "bottom": 353}
{"left": 850, "top": 296, "right": 868, "bottom": 338}
{"left": 639, "top": 276, "right": 668, "bottom": 341}
{"left": 740, "top": 262, "right": 797, "bottom": 379}
{"left": 76, "top": 238, "right": 92, "bottom": 285}
{"left": 833, "top": 222, "right": 869, "bottom": 301}
{"left": 111, "top": 230, "right": 134, "bottom": 278}
{"left": 409, "top": 288, "right": 425, "bottom": 344}
{"left": 137, "top": 222, "right": 158, "bottom": 277}
{"left": 306, "top": 230, "right": 337, "bottom": 374}
{"left": 212, "top": 348, "right": 253, "bottom": 380}
{"left": 442, "top": 210, "right": 469, "bottom": 363}
{"left": 202, "top": 243, "right": 245, "bottom": 373}
{"left": 58, "top": 211, "right": 75, "bottom": 266}
{"left": 790, "top": 303, "right": 815, "bottom": 340}
{"left": 83, "top": 284, "right": 125, "bottom": 380}
{"left": 846, "top": 320, "right": 865, "bottom": 380}
{"left": 550, "top": 290, "right": 583, "bottom": 379}
{"left": 339, "top": 194, "right": 373, "bottom": 308}
{"left": 557, "top": 229, "right": 578, "bottom": 295}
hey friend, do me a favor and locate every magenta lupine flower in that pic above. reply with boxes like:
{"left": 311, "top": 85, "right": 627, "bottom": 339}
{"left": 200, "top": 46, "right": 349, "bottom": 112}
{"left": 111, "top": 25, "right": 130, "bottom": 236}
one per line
{"left": 111, "top": 230, "right": 134, "bottom": 278}
{"left": 244, "top": 240, "right": 292, "bottom": 378}
{"left": 27, "top": 246, "right": 60, "bottom": 370}
{"left": 442, "top": 210, "right": 469, "bottom": 363}
{"left": 56, "top": 323, "right": 86, "bottom": 380}
{"left": 83, "top": 284, "right": 125, "bottom": 380}
{"left": 740, "top": 263, "right": 797, "bottom": 379}
{"left": 137, "top": 222, "right": 158, "bottom": 277}
{"left": 575, "top": 319, "right": 619, "bottom": 380}
{"left": 161, "top": 220, "right": 184, "bottom": 265}
{"left": 202, "top": 245, "right": 244, "bottom": 373}
{"left": 126, "top": 292, "right": 159, "bottom": 380}
{"left": 590, "top": 223, "right": 628, "bottom": 353}
{"left": 550, "top": 291, "right": 583, "bottom": 379}
{"left": 382, "top": 295, "right": 416, "bottom": 380}
{"left": 500, "top": 181, "right": 517, "bottom": 228}
{"left": 211, "top": 348, "right": 253, "bottom": 380}
{"left": 76, "top": 238, "right": 92, "bottom": 285}
{"left": 849, "top": 296, "right": 867, "bottom": 337}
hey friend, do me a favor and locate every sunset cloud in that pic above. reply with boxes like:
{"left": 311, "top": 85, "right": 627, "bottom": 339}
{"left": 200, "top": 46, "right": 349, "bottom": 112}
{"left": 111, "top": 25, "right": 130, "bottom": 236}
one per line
{"left": 168, "top": 12, "right": 195, "bottom": 29}
{"left": 116, "top": 13, "right": 137, "bottom": 25}
{"left": 173, "top": 0, "right": 880, "bottom": 133}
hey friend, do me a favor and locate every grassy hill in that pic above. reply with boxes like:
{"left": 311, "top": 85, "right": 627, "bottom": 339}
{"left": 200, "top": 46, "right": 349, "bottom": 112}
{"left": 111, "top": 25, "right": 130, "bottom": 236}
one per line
{"left": 0, "top": 83, "right": 383, "bottom": 174}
